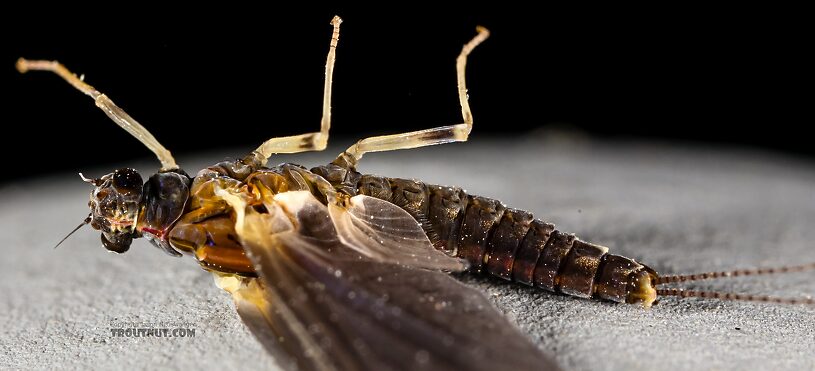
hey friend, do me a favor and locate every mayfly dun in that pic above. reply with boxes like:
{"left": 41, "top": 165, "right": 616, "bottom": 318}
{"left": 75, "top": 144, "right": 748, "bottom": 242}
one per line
{"left": 17, "top": 15, "right": 815, "bottom": 371}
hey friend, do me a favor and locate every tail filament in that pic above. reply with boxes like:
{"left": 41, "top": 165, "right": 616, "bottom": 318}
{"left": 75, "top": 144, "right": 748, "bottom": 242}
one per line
{"left": 656, "top": 262, "right": 815, "bottom": 306}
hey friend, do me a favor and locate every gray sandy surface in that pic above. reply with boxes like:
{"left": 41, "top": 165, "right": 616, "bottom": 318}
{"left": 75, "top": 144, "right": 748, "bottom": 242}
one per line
{"left": 2, "top": 138, "right": 814, "bottom": 370}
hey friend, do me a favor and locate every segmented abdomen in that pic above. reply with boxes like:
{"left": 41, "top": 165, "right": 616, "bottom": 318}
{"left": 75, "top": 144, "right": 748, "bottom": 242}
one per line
{"left": 353, "top": 174, "right": 644, "bottom": 303}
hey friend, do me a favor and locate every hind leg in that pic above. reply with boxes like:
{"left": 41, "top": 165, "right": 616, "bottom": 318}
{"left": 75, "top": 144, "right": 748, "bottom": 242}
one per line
{"left": 333, "top": 26, "right": 490, "bottom": 169}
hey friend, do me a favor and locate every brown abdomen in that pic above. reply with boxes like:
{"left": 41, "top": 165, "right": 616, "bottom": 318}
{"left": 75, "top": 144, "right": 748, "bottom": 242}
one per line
{"left": 356, "top": 175, "right": 634, "bottom": 302}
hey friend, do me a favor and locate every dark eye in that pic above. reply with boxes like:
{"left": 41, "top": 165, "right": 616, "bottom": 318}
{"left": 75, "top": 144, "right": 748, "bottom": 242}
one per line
{"left": 101, "top": 233, "right": 132, "bottom": 253}
{"left": 112, "top": 168, "right": 143, "bottom": 194}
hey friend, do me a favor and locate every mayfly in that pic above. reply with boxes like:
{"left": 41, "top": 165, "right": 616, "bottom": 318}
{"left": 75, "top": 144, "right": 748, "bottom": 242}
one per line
{"left": 17, "top": 16, "right": 815, "bottom": 371}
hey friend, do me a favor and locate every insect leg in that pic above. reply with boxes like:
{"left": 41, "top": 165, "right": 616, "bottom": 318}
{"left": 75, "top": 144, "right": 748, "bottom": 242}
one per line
{"left": 252, "top": 16, "right": 342, "bottom": 163}
{"left": 333, "top": 26, "right": 490, "bottom": 169}
{"left": 16, "top": 59, "right": 178, "bottom": 171}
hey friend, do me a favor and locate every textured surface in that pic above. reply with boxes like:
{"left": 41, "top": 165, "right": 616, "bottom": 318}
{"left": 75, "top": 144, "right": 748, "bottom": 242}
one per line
{"left": 2, "top": 138, "right": 814, "bottom": 370}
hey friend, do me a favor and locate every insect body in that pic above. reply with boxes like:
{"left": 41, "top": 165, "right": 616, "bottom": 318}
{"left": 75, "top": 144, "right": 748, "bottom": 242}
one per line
{"left": 18, "top": 16, "right": 814, "bottom": 371}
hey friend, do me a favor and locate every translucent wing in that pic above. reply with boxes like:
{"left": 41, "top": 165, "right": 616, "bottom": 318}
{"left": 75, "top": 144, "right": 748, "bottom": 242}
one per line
{"left": 219, "top": 190, "right": 560, "bottom": 371}
{"left": 329, "top": 194, "right": 468, "bottom": 271}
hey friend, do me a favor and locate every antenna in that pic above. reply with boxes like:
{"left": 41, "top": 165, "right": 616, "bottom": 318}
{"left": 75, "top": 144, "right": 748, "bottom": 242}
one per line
{"left": 54, "top": 214, "right": 92, "bottom": 249}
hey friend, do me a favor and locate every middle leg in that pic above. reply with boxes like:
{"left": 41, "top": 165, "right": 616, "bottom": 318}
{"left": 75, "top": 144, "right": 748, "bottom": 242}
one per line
{"left": 252, "top": 16, "right": 342, "bottom": 164}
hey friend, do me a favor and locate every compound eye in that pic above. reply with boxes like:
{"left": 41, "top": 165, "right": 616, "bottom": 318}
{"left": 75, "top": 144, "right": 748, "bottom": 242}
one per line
{"left": 101, "top": 233, "right": 132, "bottom": 253}
{"left": 112, "top": 168, "right": 143, "bottom": 195}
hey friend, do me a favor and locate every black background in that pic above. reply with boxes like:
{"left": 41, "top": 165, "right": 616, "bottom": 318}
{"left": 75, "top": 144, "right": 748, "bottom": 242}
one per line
{"left": 2, "top": 7, "right": 812, "bottom": 184}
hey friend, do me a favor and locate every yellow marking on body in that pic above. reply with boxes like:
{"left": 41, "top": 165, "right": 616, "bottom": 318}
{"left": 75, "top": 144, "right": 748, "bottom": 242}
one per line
{"left": 627, "top": 270, "right": 657, "bottom": 308}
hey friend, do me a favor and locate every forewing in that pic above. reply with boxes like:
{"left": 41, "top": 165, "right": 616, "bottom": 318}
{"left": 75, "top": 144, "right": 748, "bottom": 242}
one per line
{"left": 329, "top": 195, "right": 467, "bottom": 271}
{"left": 221, "top": 190, "right": 560, "bottom": 371}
